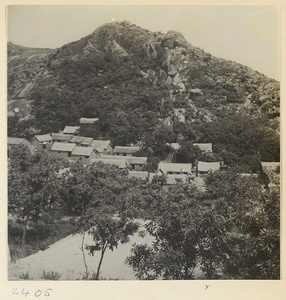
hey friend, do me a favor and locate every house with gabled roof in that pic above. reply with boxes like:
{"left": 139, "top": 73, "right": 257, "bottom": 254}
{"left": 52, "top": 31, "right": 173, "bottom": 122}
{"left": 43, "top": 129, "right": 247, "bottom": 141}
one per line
{"left": 157, "top": 162, "right": 192, "bottom": 175}
{"left": 8, "top": 137, "right": 31, "bottom": 147}
{"left": 90, "top": 158, "right": 129, "bottom": 169}
{"left": 71, "top": 146, "right": 97, "bottom": 161}
{"left": 32, "top": 134, "right": 53, "bottom": 150}
{"left": 99, "top": 155, "right": 147, "bottom": 170}
{"left": 63, "top": 126, "right": 80, "bottom": 135}
{"left": 51, "top": 133, "right": 73, "bottom": 143}
{"left": 91, "top": 140, "right": 113, "bottom": 154}
{"left": 51, "top": 142, "right": 76, "bottom": 158}
{"left": 80, "top": 117, "right": 99, "bottom": 124}
{"left": 193, "top": 143, "right": 212, "bottom": 152}
{"left": 8, "top": 137, "right": 38, "bottom": 154}
{"left": 69, "top": 136, "right": 94, "bottom": 147}
{"left": 113, "top": 146, "right": 140, "bottom": 156}
{"left": 69, "top": 136, "right": 85, "bottom": 145}
{"left": 197, "top": 161, "right": 220, "bottom": 176}
{"left": 81, "top": 137, "right": 93, "bottom": 147}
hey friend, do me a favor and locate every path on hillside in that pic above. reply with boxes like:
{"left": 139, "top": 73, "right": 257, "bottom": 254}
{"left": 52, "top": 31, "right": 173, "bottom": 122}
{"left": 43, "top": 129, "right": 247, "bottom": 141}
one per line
{"left": 9, "top": 227, "right": 154, "bottom": 281}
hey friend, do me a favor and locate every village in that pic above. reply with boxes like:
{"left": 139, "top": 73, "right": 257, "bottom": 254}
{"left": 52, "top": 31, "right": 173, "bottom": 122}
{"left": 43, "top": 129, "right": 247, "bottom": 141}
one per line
{"left": 7, "top": 117, "right": 227, "bottom": 189}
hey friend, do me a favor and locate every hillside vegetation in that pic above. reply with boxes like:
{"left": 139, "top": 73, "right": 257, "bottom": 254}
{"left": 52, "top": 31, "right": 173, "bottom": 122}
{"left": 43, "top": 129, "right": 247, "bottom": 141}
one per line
{"left": 8, "top": 21, "right": 279, "bottom": 171}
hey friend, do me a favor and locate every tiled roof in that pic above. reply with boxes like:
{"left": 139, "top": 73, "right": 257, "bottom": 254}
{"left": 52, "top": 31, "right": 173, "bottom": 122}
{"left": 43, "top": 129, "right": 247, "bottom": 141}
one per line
{"left": 71, "top": 146, "right": 94, "bottom": 156}
{"left": 80, "top": 117, "right": 99, "bottom": 124}
{"left": 69, "top": 136, "right": 85, "bottom": 144}
{"left": 193, "top": 143, "right": 212, "bottom": 152}
{"left": 113, "top": 146, "right": 140, "bottom": 154}
{"left": 91, "top": 140, "right": 111, "bottom": 151}
{"left": 90, "top": 158, "right": 129, "bottom": 168}
{"left": 197, "top": 161, "right": 220, "bottom": 172}
{"left": 34, "top": 134, "right": 53, "bottom": 142}
{"left": 81, "top": 137, "right": 93, "bottom": 145}
{"left": 51, "top": 142, "right": 76, "bottom": 152}
{"left": 63, "top": 126, "right": 80, "bottom": 134}
{"left": 99, "top": 155, "right": 147, "bottom": 165}
{"left": 51, "top": 133, "right": 73, "bottom": 142}
{"left": 8, "top": 137, "right": 30, "bottom": 145}
{"left": 126, "top": 157, "right": 147, "bottom": 165}
{"left": 158, "top": 162, "right": 192, "bottom": 174}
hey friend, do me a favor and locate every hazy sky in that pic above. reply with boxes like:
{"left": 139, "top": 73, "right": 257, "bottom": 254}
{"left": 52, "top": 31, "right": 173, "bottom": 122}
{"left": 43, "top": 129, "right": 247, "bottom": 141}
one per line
{"left": 7, "top": 5, "right": 280, "bottom": 80}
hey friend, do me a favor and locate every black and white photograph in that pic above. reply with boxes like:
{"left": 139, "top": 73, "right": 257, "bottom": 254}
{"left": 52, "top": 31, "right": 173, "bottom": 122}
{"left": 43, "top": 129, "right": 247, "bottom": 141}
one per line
{"left": 6, "top": 4, "right": 281, "bottom": 284}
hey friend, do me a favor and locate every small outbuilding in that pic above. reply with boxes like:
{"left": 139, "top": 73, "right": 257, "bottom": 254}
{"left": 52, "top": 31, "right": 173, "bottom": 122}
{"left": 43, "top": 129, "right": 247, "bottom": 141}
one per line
{"left": 32, "top": 134, "right": 53, "bottom": 150}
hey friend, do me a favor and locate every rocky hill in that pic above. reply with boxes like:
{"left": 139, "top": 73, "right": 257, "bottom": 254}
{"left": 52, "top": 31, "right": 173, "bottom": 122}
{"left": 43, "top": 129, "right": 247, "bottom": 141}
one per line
{"left": 7, "top": 20, "right": 280, "bottom": 167}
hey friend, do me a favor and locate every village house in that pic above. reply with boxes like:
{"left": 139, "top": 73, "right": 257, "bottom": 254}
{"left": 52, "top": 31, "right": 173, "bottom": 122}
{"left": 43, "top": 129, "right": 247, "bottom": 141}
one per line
{"left": 32, "top": 134, "right": 53, "bottom": 150}
{"left": 127, "top": 156, "right": 147, "bottom": 170}
{"left": 8, "top": 137, "right": 31, "bottom": 147}
{"left": 79, "top": 117, "right": 99, "bottom": 124}
{"left": 193, "top": 143, "right": 213, "bottom": 152}
{"left": 91, "top": 140, "right": 113, "bottom": 155}
{"left": 99, "top": 155, "right": 147, "bottom": 171}
{"left": 157, "top": 162, "right": 192, "bottom": 175}
{"left": 128, "top": 171, "right": 149, "bottom": 180}
{"left": 81, "top": 137, "right": 93, "bottom": 147}
{"left": 63, "top": 126, "right": 80, "bottom": 135}
{"left": 51, "top": 133, "right": 73, "bottom": 143}
{"left": 113, "top": 146, "right": 140, "bottom": 156}
{"left": 69, "top": 136, "right": 93, "bottom": 147}
{"left": 90, "top": 158, "right": 130, "bottom": 169}
{"left": 70, "top": 146, "right": 97, "bottom": 161}
{"left": 51, "top": 142, "right": 76, "bottom": 158}
{"left": 197, "top": 161, "right": 220, "bottom": 176}
{"left": 8, "top": 137, "right": 38, "bottom": 153}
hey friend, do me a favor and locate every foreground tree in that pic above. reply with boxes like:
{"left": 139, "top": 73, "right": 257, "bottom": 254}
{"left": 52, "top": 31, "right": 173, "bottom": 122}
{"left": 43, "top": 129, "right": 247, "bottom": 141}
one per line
{"left": 126, "top": 182, "right": 229, "bottom": 279}
{"left": 8, "top": 145, "right": 67, "bottom": 245}
{"left": 75, "top": 162, "right": 140, "bottom": 280}
{"left": 126, "top": 169, "right": 280, "bottom": 279}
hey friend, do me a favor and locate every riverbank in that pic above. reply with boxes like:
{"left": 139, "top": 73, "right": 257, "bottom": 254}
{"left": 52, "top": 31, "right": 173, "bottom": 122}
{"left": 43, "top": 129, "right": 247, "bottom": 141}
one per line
{"left": 9, "top": 228, "right": 154, "bottom": 280}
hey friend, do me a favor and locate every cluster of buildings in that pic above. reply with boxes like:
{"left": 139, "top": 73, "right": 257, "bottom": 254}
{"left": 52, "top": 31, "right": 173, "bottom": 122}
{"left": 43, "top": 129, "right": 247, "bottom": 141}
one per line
{"left": 8, "top": 119, "right": 223, "bottom": 186}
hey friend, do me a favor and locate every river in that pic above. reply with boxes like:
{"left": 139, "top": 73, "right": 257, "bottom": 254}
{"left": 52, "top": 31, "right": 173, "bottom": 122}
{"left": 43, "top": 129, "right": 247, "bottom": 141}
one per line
{"left": 9, "top": 225, "right": 154, "bottom": 280}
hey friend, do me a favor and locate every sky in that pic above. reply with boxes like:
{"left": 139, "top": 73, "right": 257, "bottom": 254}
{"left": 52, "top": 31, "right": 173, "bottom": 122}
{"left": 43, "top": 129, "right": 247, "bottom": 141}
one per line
{"left": 7, "top": 5, "right": 280, "bottom": 80}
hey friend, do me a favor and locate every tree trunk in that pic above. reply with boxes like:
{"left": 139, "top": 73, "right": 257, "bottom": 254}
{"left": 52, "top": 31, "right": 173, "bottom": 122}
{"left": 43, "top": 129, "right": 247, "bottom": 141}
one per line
{"left": 95, "top": 243, "right": 108, "bottom": 280}
{"left": 80, "top": 233, "right": 88, "bottom": 279}
{"left": 22, "top": 211, "right": 30, "bottom": 246}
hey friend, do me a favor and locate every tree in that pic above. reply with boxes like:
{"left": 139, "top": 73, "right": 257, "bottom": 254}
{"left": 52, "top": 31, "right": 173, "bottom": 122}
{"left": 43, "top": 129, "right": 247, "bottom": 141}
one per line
{"left": 79, "top": 207, "right": 139, "bottom": 280}
{"left": 8, "top": 146, "right": 67, "bottom": 245}
{"left": 75, "top": 162, "right": 140, "bottom": 280}
{"left": 126, "top": 183, "right": 228, "bottom": 279}
{"left": 204, "top": 169, "right": 280, "bottom": 279}
{"left": 172, "top": 140, "right": 202, "bottom": 164}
